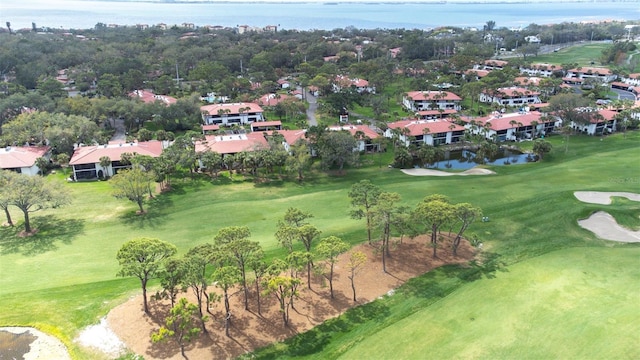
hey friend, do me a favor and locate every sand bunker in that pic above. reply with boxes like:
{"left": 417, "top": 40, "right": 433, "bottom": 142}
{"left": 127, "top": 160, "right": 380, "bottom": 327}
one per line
{"left": 574, "top": 191, "right": 640, "bottom": 243}
{"left": 574, "top": 191, "right": 640, "bottom": 205}
{"left": 76, "top": 317, "right": 126, "bottom": 358}
{"left": 0, "top": 327, "right": 71, "bottom": 360}
{"left": 401, "top": 167, "right": 496, "bottom": 176}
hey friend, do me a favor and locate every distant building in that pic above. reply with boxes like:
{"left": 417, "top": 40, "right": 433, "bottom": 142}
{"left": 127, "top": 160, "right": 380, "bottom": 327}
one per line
{"left": 403, "top": 91, "right": 462, "bottom": 112}
{"left": 200, "top": 102, "right": 265, "bottom": 126}
{"left": 69, "top": 141, "right": 165, "bottom": 180}
{"left": 385, "top": 120, "right": 465, "bottom": 146}
{"left": 0, "top": 146, "right": 51, "bottom": 175}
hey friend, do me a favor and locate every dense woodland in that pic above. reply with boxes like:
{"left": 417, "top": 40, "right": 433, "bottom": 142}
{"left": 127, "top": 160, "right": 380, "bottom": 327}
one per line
{"left": 0, "top": 20, "right": 638, "bottom": 161}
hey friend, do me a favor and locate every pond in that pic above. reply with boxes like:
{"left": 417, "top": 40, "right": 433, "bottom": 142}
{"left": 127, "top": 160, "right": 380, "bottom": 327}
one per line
{"left": 0, "top": 329, "right": 36, "bottom": 360}
{"left": 418, "top": 149, "right": 536, "bottom": 170}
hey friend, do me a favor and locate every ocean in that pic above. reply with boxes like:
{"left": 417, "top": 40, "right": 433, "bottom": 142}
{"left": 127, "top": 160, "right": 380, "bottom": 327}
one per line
{"left": 1, "top": 0, "right": 639, "bottom": 31}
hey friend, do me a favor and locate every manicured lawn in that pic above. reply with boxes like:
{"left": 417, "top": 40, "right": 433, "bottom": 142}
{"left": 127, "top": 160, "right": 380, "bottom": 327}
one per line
{"left": 530, "top": 43, "right": 609, "bottom": 66}
{"left": 0, "top": 131, "right": 638, "bottom": 359}
{"left": 337, "top": 247, "right": 640, "bottom": 360}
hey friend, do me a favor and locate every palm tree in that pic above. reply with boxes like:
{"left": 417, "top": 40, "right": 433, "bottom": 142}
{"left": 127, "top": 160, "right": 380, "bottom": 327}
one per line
{"left": 35, "top": 157, "right": 49, "bottom": 176}
{"left": 99, "top": 156, "right": 112, "bottom": 178}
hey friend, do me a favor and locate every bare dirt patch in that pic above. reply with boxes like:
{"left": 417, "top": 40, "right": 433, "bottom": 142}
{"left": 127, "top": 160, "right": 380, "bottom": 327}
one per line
{"left": 106, "top": 235, "right": 475, "bottom": 359}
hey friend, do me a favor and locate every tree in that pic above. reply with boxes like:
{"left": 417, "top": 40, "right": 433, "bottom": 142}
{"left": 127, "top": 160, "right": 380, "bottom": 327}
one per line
{"left": 55, "top": 153, "right": 70, "bottom": 175}
{"left": 347, "top": 251, "right": 367, "bottom": 302}
{"left": 35, "top": 157, "right": 49, "bottom": 176}
{"left": 413, "top": 195, "right": 454, "bottom": 258}
{"left": 263, "top": 275, "right": 301, "bottom": 326}
{"left": 298, "top": 224, "right": 321, "bottom": 288}
{"left": 316, "top": 236, "right": 349, "bottom": 299}
{"left": 348, "top": 180, "right": 382, "bottom": 244}
{"left": 151, "top": 298, "right": 202, "bottom": 359}
{"left": 7, "top": 175, "right": 70, "bottom": 233}
{"left": 212, "top": 265, "right": 241, "bottom": 337}
{"left": 181, "top": 247, "right": 213, "bottom": 331}
{"left": 0, "top": 170, "right": 18, "bottom": 226}
{"left": 111, "top": 168, "right": 154, "bottom": 213}
{"left": 214, "top": 226, "right": 261, "bottom": 311}
{"left": 532, "top": 139, "right": 552, "bottom": 160}
{"left": 248, "top": 250, "right": 267, "bottom": 316}
{"left": 99, "top": 156, "right": 111, "bottom": 178}
{"left": 452, "top": 203, "right": 482, "bottom": 256}
{"left": 371, "top": 192, "right": 402, "bottom": 273}
{"left": 157, "top": 257, "right": 186, "bottom": 308}
{"left": 317, "top": 130, "right": 359, "bottom": 173}
{"left": 275, "top": 223, "right": 299, "bottom": 253}
{"left": 282, "top": 207, "right": 314, "bottom": 228}
{"left": 116, "top": 237, "right": 177, "bottom": 314}
{"left": 200, "top": 151, "right": 224, "bottom": 178}
{"left": 285, "top": 140, "right": 312, "bottom": 182}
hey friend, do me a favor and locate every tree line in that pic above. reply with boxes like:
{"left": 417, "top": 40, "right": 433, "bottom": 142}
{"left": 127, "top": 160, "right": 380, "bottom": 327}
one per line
{"left": 115, "top": 179, "right": 482, "bottom": 356}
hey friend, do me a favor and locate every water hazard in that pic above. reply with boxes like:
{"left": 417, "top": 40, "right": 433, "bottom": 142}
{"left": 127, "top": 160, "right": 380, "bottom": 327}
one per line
{"left": 419, "top": 149, "right": 536, "bottom": 170}
{"left": 0, "top": 330, "right": 36, "bottom": 360}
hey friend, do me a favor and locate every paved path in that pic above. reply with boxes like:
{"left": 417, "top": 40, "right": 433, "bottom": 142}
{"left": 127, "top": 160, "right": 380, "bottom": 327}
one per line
{"left": 110, "top": 118, "right": 126, "bottom": 141}
{"left": 304, "top": 88, "right": 318, "bottom": 126}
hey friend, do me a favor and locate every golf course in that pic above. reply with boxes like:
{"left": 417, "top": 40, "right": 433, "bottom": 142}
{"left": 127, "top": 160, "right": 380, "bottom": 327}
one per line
{"left": 1, "top": 131, "right": 639, "bottom": 359}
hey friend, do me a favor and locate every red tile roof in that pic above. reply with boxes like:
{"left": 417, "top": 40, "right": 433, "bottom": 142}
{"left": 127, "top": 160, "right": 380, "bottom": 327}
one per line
{"left": 200, "top": 102, "right": 263, "bottom": 115}
{"left": 472, "top": 111, "right": 552, "bottom": 131}
{"left": 416, "top": 109, "right": 458, "bottom": 117}
{"left": 202, "top": 124, "right": 220, "bottom": 132}
{"left": 388, "top": 119, "right": 465, "bottom": 137}
{"left": 257, "top": 94, "right": 293, "bottom": 107}
{"left": 464, "top": 69, "right": 490, "bottom": 78}
{"left": 488, "top": 87, "right": 540, "bottom": 98}
{"left": 568, "top": 67, "right": 613, "bottom": 75}
{"left": 0, "top": 146, "right": 50, "bottom": 169}
{"left": 514, "top": 77, "right": 542, "bottom": 86}
{"left": 596, "top": 109, "right": 617, "bottom": 122}
{"left": 328, "top": 125, "right": 380, "bottom": 139}
{"left": 405, "top": 91, "right": 461, "bottom": 101}
{"left": 267, "top": 129, "right": 307, "bottom": 145}
{"left": 129, "top": 90, "right": 177, "bottom": 105}
{"left": 251, "top": 121, "right": 282, "bottom": 130}
{"left": 528, "top": 63, "right": 563, "bottom": 71}
{"left": 484, "top": 59, "right": 508, "bottom": 67}
{"left": 194, "top": 133, "right": 269, "bottom": 155}
{"left": 69, "top": 141, "right": 164, "bottom": 165}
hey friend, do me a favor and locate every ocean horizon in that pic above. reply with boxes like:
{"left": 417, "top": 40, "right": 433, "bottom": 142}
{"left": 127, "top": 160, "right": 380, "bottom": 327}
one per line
{"left": 2, "top": 0, "right": 639, "bottom": 31}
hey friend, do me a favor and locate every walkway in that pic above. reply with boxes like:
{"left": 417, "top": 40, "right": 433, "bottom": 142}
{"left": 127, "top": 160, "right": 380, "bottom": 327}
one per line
{"left": 303, "top": 87, "right": 318, "bottom": 126}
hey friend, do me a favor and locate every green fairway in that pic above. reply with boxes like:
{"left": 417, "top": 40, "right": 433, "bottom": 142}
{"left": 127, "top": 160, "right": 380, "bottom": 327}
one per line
{"left": 531, "top": 42, "right": 610, "bottom": 66}
{"left": 338, "top": 247, "right": 640, "bottom": 360}
{"left": 0, "top": 131, "right": 639, "bottom": 359}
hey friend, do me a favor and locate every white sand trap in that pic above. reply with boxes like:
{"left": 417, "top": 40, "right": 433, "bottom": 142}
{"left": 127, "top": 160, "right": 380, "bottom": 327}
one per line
{"left": 401, "top": 167, "right": 496, "bottom": 176}
{"left": 574, "top": 191, "right": 640, "bottom": 205}
{"left": 578, "top": 211, "right": 640, "bottom": 242}
{"left": 76, "top": 317, "right": 126, "bottom": 358}
{"left": 0, "top": 327, "right": 71, "bottom": 360}
{"left": 574, "top": 191, "right": 640, "bottom": 243}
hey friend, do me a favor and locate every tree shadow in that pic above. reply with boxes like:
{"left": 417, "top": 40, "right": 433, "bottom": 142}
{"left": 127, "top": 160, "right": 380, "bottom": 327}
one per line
{"left": 281, "top": 300, "right": 391, "bottom": 357}
{"left": 0, "top": 215, "right": 85, "bottom": 256}
{"left": 117, "top": 192, "right": 174, "bottom": 230}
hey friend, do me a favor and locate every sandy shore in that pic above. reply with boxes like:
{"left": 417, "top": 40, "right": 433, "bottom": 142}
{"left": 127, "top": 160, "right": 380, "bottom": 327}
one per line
{"left": 0, "top": 327, "right": 71, "bottom": 360}
{"left": 401, "top": 167, "right": 496, "bottom": 176}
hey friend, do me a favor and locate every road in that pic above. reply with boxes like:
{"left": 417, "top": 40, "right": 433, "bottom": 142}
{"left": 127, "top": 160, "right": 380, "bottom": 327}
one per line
{"left": 303, "top": 87, "right": 318, "bottom": 126}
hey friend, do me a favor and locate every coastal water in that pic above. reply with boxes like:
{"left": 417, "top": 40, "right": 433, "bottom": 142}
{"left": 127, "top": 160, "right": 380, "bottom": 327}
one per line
{"left": 1, "top": 0, "right": 639, "bottom": 31}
